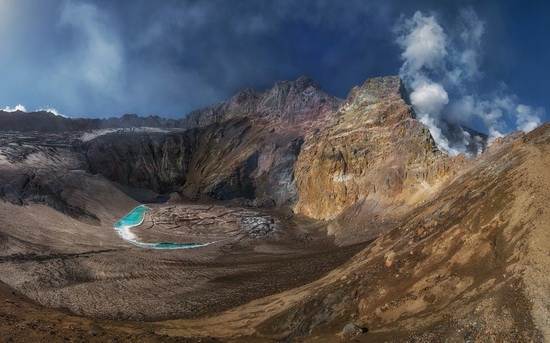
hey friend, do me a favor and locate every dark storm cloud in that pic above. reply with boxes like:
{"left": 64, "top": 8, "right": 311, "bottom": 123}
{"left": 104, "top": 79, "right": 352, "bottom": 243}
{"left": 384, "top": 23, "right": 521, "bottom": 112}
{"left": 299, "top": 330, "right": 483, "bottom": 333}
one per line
{"left": 0, "top": 0, "right": 548, "bottom": 131}
{"left": 0, "top": 0, "right": 400, "bottom": 118}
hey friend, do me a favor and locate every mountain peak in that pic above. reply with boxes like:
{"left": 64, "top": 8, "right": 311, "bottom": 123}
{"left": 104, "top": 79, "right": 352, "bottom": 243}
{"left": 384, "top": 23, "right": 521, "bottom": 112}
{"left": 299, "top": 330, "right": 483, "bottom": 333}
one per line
{"left": 270, "top": 75, "right": 321, "bottom": 94}
{"left": 295, "top": 75, "right": 321, "bottom": 90}
{"left": 182, "top": 76, "right": 342, "bottom": 130}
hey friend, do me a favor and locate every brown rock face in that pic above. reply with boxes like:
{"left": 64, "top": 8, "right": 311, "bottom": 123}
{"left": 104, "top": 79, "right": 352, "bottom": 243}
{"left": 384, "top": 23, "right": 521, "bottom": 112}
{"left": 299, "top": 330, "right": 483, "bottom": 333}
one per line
{"left": 294, "top": 76, "right": 447, "bottom": 224}
{"left": 260, "top": 123, "right": 550, "bottom": 343}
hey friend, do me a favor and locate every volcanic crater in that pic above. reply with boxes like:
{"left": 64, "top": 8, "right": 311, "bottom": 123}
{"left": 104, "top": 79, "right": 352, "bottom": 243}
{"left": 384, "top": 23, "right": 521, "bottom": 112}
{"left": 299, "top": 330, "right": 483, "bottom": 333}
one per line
{"left": 0, "top": 76, "right": 548, "bottom": 342}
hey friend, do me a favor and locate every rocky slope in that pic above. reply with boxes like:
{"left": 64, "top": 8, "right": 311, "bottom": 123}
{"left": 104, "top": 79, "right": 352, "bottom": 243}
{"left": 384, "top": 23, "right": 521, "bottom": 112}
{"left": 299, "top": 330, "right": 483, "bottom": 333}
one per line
{"left": 182, "top": 75, "right": 342, "bottom": 131}
{"left": 293, "top": 76, "right": 459, "bottom": 242}
{"left": 248, "top": 123, "right": 550, "bottom": 342}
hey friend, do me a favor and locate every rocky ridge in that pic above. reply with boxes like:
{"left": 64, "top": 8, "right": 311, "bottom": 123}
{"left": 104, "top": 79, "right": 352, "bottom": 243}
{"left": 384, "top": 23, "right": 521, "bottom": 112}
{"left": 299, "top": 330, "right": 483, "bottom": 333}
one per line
{"left": 293, "top": 77, "right": 460, "bottom": 242}
{"left": 182, "top": 75, "right": 342, "bottom": 131}
{"left": 0, "top": 112, "right": 185, "bottom": 132}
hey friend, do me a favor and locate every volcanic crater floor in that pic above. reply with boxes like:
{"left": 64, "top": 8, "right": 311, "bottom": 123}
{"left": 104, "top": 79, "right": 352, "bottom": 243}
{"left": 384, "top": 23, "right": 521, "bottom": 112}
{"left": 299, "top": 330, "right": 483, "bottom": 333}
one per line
{"left": 0, "top": 201, "right": 367, "bottom": 324}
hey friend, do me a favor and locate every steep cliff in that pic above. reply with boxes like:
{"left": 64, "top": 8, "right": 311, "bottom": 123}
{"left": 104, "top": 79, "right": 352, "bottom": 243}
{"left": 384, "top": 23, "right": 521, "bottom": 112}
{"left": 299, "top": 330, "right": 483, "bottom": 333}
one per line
{"left": 294, "top": 77, "right": 453, "bottom": 236}
{"left": 85, "top": 118, "right": 305, "bottom": 206}
{"left": 85, "top": 76, "right": 341, "bottom": 207}
{"left": 84, "top": 130, "right": 196, "bottom": 194}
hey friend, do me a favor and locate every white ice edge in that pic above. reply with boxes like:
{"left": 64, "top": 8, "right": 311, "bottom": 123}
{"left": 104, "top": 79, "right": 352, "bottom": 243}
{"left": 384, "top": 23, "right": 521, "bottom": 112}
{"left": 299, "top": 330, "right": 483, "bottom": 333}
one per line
{"left": 114, "top": 206, "right": 216, "bottom": 250}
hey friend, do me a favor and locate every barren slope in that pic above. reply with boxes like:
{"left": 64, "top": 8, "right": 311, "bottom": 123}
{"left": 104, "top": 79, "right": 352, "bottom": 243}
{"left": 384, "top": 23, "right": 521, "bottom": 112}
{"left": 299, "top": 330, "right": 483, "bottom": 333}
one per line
{"left": 143, "top": 124, "right": 550, "bottom": 343}
{"left": 248, "top": 123, "right": 550, "bottom": 342}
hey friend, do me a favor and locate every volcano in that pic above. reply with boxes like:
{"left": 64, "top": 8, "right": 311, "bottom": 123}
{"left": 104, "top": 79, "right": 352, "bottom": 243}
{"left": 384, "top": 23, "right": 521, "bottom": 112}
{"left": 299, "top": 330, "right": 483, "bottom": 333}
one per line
{"left": 0, "top": 75, "right": 548, "bottom": 342}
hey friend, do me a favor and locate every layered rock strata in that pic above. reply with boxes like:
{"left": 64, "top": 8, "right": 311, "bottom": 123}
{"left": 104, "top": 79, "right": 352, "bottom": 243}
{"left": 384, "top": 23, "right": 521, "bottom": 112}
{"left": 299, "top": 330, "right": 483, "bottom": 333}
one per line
{"left": 85, "top": 76, "right": 343, "bottom": 208}
{"left": 294, "top": 76, "right": 450, "bottom": 223}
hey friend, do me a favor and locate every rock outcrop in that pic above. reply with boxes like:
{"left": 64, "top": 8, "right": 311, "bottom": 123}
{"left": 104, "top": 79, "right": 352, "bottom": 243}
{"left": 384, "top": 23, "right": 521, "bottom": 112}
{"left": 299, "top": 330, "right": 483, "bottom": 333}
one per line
{"left": 182, "top": 75, "right": 342, "bottom": 131}
{"left": 293, "top": 77, "right": 452, "bottom": 232}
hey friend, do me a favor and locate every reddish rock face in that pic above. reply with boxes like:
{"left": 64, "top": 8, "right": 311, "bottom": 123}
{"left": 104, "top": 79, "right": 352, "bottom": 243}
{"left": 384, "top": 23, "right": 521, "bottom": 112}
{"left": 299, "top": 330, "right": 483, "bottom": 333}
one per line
{"left": 182, "top": 75, "right": 342, "bottom": 132}
{"left": 293, "top": 76, "right": 450, "bottom": 226}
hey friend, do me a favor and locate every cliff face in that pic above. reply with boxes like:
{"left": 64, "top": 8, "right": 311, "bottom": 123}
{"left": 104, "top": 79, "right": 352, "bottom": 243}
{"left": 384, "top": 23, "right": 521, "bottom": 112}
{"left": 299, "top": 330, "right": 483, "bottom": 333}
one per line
{"left": 179, "top": 118, "right": 304, "bottom": 207}
{"left": 85, "top": 76, "right": 341, "bottom": 207}
{"left": 293, "top": 77, "right": 449, "bottom": 224}
{"left": 84, "top": 131, "right": 196, "bottom": 194}
{"left": 85, "top": 118, "right": 305, "bottom": 207}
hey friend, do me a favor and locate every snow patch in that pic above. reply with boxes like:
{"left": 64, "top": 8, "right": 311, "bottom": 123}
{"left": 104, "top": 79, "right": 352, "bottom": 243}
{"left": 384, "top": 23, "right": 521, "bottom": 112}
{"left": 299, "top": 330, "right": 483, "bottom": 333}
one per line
{"left": 79, "top": 127, "right": 173, "bottom": 142}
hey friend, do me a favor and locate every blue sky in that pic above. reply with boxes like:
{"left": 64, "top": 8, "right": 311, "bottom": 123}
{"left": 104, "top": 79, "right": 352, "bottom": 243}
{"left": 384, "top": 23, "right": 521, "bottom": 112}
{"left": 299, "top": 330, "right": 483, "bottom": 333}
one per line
{"left": 0, "top": 0, "right": 548, "bottom": 138}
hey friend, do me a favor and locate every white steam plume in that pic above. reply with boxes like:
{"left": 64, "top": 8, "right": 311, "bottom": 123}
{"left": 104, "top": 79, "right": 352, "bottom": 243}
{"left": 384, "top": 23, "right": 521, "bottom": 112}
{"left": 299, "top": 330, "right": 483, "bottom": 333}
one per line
{"left": 1, "top": 104, "right": 68, "bottom": 118}
{"left": 516, "top": 104, "right": 543, "bottom": 133}
{"left": 37, "top": 107, "right": 67, "bottom": 118}
{"left": 396, "top": 9, "right": 545, "bottom": 156}
{"left": 2, "top": 104, "right": 27, "bottom": 112}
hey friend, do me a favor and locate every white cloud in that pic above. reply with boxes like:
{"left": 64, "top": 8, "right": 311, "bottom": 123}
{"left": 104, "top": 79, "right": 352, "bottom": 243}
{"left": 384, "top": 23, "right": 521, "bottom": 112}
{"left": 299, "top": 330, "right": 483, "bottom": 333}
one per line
{"left": 397, "top": 11, "right": 447, "bottom": 80}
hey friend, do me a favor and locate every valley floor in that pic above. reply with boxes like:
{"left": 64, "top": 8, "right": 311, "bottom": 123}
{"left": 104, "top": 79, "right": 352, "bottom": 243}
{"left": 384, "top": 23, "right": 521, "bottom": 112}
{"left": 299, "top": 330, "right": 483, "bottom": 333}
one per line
{"left": 0, "top": 200, "right": 366, "bottom": 342}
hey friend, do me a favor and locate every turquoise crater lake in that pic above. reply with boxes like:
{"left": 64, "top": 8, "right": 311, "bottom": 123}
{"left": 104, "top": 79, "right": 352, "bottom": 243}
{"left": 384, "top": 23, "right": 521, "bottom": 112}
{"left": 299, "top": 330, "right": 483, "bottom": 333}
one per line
{"left": 114, "top": 205, "right": 213, "bottom": 249}
{"left": 115, "top": 205, "right": 149, "bottom": 228}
